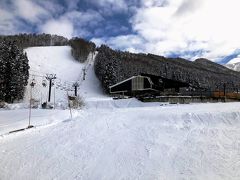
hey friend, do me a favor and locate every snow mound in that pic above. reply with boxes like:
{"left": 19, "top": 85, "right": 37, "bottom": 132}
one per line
{"left": 86, "top": 98, "right": 168, "bottom": 109}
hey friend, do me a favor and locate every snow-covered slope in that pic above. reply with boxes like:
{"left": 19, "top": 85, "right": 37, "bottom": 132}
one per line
{"left": 225, "top": 56, "right": 240, "bottom": 71}
{"left": 24, "top": 46, "right": 106, "bottom": 108}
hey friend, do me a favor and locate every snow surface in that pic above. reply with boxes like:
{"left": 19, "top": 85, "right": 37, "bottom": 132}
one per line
{"left": 1, "top": 46, "right": 240, "bottom": 179}
{"left": 225, "top": 62, "right": 240, "bottom": 72}
{"left": 227, "top": 56, "right": 240, "bottom": 65}
{"left": 225, "top": 56, "right": 240, "bottom": 71}
{"left": 2, "top": 103, "right": 240, "bottom": 180}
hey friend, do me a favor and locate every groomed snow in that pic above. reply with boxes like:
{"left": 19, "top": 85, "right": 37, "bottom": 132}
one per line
{"left": 1, "top": 46, "right": 240, "bottom": 180}
{"left": 1, "top": 103, "right": 240, "bottom": 179}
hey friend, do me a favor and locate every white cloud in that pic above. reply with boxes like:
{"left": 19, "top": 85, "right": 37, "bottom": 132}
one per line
{"left": 1, "top": 0, "right": 240, "bottom": 63}
{"left": 64, "top": 10, "right": 104, "bottom": 27}
{"left": 40, "top": 19, "right": 74, "bottom": 39}
{"left": 97, "top": 0, "right": 240, "bottom": 62}
{"left": 87, "top": 0, "right": 129, "bottom": 14}
{"left": 0, "top": 8, "right": 16, "bottom": 34}
{"left": 140, "top": 0, "right": 168, "bottom": 8}
{"left": 40, "top": 10, "right": 104, "bottom": 38}
{"left": 135, "top": 0, "right": 240, "bottom": 61}
{"left": 13, "top": 0, "right": 49, "bottom": 23}
{"left": 92, "top": 35, "right": 145, "bottom": 52}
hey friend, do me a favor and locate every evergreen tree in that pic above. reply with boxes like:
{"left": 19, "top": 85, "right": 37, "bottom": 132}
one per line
{"left": 0, "top": 40, "right": 29, "bottom": 103}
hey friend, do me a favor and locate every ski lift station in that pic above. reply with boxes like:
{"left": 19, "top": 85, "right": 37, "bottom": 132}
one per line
{"left": 109, "top": 74, "right": 190, "bottom": 97}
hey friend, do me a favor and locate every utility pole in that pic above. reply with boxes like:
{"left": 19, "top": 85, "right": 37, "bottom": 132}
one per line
{"left": 46, "top": 74, "right": 56, "bottom": 102}
{"left": 73, "top": 82, "right": 80, "bottom": 96}
{"left": 83, "top": 68, "right": 86, "bottom": 80}
{"left": 223, "top": 83, "right": 226, "bottom": 96}
{"left": 28, "top": 79, "right": 36, "bottom": 128}
{"left": 67, "top": 91, "right": 72, "bottom": 119}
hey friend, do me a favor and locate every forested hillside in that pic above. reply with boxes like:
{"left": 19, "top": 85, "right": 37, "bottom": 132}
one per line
{"left": 0, "top": 40, "right": 29, "bottom": 103}
{"left": 0, "top": 34, "right": 68, "bottom": 49}
{"left": 0, "top": 34, "right": 96, "bottom": 63}
{"left": 95, "top": 45, "right": 240, "bottom": 92}
{"left": 69, "top": 37, "right": 96, "bottom": 62}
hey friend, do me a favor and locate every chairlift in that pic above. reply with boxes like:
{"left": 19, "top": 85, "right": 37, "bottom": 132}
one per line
{"left": 51, "top": 80, "right": 55, "bottom": 86}
{"left": 42, "top": 79, "right": 47, "bottom": 87}
{"left": 30, "top": 78, "right": 36, "bottom": 87}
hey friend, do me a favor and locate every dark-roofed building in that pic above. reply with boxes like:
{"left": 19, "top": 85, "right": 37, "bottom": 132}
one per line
{"left": 109, "top": 74, "right": 190, "bottom": 97}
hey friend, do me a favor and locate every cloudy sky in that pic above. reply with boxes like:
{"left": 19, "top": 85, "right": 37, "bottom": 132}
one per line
{"left": 1, "top": 0, "right": 240, "bottom": 63}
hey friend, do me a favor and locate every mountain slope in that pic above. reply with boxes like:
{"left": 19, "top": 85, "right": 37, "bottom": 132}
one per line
{"left": 24, "top": 46, "right": 83, "bottom": 106}
{"left": 95, "top": 46, "right": 240, "bottom": 92}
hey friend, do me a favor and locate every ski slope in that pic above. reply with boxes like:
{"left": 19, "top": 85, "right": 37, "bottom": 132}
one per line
{"left": 1, "top": 46, "right": 240, "bottom": 179}
{"left": 24, "top": 46, "right": 106, "bottom": 108}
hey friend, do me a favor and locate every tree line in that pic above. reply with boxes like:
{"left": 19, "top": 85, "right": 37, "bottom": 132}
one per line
{"left": 0, "top": 34, "right": 96, "bottom": 63}
{"left": 0, "top": 33, "right": 68, "bottom": 49}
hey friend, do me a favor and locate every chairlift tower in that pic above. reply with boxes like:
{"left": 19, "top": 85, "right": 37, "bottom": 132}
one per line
{"left": 46, "top": 74, "right": 56, "bottom": 102}
{"left": 28, "top": 78, "right": 36, "bottom": 128}
{"left": 73, "top": 82, "right": 80, "bottom": 96}
{"left": 83, "top": 68, "right": 86, "bottom": 80}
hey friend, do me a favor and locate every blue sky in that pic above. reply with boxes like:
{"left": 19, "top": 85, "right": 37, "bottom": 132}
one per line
{"left": 1, "top": 0, "right": 240, "bottom": 64}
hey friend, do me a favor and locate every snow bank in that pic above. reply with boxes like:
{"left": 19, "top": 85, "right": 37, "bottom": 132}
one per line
{"left": 85, "top": 98, "right": 168, "bottom": 109}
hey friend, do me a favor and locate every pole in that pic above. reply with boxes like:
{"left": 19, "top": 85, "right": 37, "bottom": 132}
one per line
{"left": 40, "top": 91, "right": 42, "bottom": 105}
{"left": 48, "top": 79, "right": 52, "bottom": 102}
{"left": 46, "top": 74, "right": 56, "bottom": 103}
{"left": 223, "top": 83, "right": 226, "bottom": 96}
{"left": 75, "top": 86, "right": 77, "bottom": 96}
{"left": 28, "top": 80, "right": 35, "bottom": 128}
{"left": 54, "top": 86, "right": 56, "bottom": 109}
{"left": 67, "top": 91, "right": 72, "bottom": 119}
{"left": 28, "top": 86, "right": 32, "bottom": 127}
{"left": 73, "top": 82, "right": 79, "bottom": 97}
{"left": 83, "top": 68, "right": 86, "bottom": 80}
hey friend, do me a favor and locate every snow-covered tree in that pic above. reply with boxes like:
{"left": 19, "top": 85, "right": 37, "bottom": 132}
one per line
{"left": 0, "top": 40, "right": 29, "bottom": 103}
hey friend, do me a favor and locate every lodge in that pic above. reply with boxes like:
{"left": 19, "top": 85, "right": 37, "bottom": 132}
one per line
{"left": 109, "top": 74, "right": 190, "bottom": 97}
